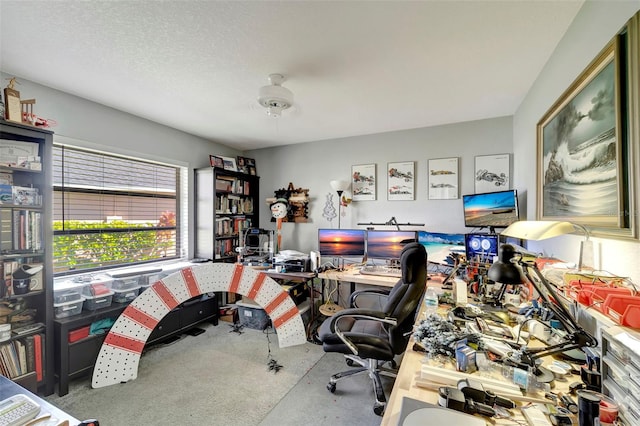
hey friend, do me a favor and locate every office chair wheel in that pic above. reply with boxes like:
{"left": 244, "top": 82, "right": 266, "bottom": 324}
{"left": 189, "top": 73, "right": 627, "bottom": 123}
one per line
{"left": 327, "top": 382, "right": 336, "bottom": 393}
{"left": 373, "top": 403, "right": 385, "bottom": 416}
{"left": 345, "top": 358, "right": 355, "bottom": 366}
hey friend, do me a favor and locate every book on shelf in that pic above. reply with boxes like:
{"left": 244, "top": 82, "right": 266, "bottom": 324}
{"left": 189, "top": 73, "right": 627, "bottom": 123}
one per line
{"left": 33, "top": 333, "right": 43, "bottom": 382}
{"left": 23, "top": 335, "right": 35, "bottom": 374}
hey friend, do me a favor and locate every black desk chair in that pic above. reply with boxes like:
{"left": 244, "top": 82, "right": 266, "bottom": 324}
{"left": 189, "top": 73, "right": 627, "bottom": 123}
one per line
{"left": 318, "top": 242, "right": 427, "bottom": 415}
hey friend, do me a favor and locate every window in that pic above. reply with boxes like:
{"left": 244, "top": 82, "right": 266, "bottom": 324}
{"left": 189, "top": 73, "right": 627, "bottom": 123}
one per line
{"left": 53, "top": 144, "right": 183, "bottom": 274}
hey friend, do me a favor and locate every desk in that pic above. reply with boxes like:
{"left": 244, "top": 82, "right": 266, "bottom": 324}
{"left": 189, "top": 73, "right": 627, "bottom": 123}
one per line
{"left": 0, "top": 375, "right": 80, "bottom": 425}
{"left": 381, "top": 298, "right": 577, "bottom": 425}
{"left": 257, "top": 270, "right": 317, "bottom": 340}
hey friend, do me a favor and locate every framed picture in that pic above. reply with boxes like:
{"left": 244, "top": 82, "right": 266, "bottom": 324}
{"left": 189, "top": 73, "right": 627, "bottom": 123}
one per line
{"left": 209, "top": 155, "right": 223, "bottom": 168}
{"left": 351, "top": 163, "right": 376, "bottom": 201}
{"left": 537, "top": 38, "right": 628, "bottom": 232}
{"left": 428, "top": 157, "right": 459, "bottom": 200}
{"left": 387, "top": 161, "right": 414, "bottom": 201}
{"left": 236, "top": 156, "right": 249, "bottom": 174}
{"left": 248, "top": 166, "right": 257, "bottom": 176}
{"left": 220, "top": 156, "right": 237, "bottom": 172}
{"left": 475, "top": 154, "right": 510, "bottom": 194}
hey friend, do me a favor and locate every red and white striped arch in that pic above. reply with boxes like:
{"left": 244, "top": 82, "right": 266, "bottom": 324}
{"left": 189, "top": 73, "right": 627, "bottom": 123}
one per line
{"left": 92, "top": 263, "right": 307, "bottom": 389}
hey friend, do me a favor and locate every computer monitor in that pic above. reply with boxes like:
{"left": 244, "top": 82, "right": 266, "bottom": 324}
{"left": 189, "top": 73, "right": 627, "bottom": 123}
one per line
{"left": 317, "top": 229, "right": 366, "bottom": 257}
{"left": 366, "top": 230, "right": 417, "bottom": 260}
{"left": 464, "top": 233, "right": 499, "bottom": 263}
{"left": 418, "top": 231, "right": 465, "bottom": 265}
{"left": 462, "top": 189, "right": 519, "bottom": 230}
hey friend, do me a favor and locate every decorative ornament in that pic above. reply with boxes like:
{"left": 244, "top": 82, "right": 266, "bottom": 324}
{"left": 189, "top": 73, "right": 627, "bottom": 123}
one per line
{"left": 322, "top": 193, "right": 337, "bottom": 222}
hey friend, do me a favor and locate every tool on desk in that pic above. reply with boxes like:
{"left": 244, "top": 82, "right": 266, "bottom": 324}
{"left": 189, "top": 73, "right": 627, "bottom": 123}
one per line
{"left": 438, "top": 386, "right": 496, "bottom": 418}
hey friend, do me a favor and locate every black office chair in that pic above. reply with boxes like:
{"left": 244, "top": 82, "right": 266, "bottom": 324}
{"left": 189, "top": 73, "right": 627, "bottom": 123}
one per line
{"left": 318, "top": 242, "right": 427, "bottom": 415}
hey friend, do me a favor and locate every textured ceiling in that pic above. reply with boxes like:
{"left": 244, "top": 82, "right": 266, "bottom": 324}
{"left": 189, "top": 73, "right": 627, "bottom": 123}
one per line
{"left": 0, "top": 1, "right": 583, "bottom": 150}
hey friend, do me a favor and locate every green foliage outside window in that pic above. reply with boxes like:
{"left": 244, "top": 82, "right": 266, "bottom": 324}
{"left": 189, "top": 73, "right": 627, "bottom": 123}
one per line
{"left": 53, "top": 212, "right": 176, "bottom": 274}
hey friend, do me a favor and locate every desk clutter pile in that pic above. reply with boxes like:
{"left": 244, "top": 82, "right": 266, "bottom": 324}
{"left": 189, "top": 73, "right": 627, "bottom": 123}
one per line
{"left": 406, "top": 262, "right": 640, "bottom": 426}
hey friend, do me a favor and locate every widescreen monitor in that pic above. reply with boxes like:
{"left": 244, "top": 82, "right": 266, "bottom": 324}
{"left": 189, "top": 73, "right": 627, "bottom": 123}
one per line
{"left": 464, "top": 233, "right": 499, "bottom": 263}
{"left": 317, "top": 229, "right": 366, "bottom": 257}
{"left": 462, "top": 189, "right": 519, "bottom": 230}
{"left": 366, "top": 230, "right": 417, "bottom": 260}
{"left": 418, "top": 231, "right": 465, "bottom": 265}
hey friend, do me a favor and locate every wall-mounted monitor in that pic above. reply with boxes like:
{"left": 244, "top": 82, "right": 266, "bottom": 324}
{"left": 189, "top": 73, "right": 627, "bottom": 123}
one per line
{"left": 418, "top": 231, "right": 465, "bottom": 265}
{"left": 366, "top": 230, "right": 417, "bottom": 260}
{"left": 462, "top": 189, "right": 519, "bottom": 230}
{"left": 317, "top": 229, "right": 366, "bottom": 257}
{"left": 464, "top": 233, "right": 499, "bottom": 263}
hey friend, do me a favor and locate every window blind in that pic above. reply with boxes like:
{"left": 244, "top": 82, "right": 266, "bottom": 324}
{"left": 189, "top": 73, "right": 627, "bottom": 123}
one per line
{"left": 53, "top": 145, "right": 181, "bottom": 274}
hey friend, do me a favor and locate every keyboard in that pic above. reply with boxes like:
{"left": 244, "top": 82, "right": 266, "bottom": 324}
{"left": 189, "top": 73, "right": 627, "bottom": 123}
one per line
{"left": 0, "top": 394, "right": 41, "bottom": 426}
{"left": 359, "top": 265, "right": 402, "bottom": 278}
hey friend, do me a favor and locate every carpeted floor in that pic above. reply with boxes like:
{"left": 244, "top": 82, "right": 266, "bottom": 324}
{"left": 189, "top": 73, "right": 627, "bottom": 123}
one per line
{"left": 45, "top": 322, "right": 392, "bottom": 425}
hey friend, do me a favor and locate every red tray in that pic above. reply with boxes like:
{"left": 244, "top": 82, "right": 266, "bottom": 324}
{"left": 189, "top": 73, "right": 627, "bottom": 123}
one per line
{"left": 603, "top": 294, "right": 640, "bottom": 328}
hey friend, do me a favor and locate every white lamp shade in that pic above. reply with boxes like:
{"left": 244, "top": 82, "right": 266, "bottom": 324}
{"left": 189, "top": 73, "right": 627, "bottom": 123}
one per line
{"left": 330, "top": 180, "right": 350, "bottom": 192}
{"left": 500, "top": 221, "right": 577, "bottom": 240}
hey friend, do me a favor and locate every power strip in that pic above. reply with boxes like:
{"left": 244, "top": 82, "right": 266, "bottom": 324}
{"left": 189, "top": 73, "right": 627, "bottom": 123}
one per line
{"left": 522, "top": 405, "right": 552, "bottom": 426}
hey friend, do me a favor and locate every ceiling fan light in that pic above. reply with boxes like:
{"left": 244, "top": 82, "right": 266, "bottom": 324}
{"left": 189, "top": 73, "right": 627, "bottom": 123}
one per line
{"left": 257, "top": 74, "right": 294, "bottom": 117}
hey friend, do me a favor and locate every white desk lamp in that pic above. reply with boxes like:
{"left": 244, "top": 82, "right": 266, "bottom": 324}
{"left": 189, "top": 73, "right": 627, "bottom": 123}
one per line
{"left": 500, "top": 220, "right": 593, "bottom": 270}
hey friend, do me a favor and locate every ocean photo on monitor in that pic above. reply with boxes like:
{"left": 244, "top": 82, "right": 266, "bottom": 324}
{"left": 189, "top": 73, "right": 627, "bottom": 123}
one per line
{"left": 318, "top": 229, "right": 366, "bottom": 256}
{"left": 418, "top": 232, "right": 465, "bottom": 265}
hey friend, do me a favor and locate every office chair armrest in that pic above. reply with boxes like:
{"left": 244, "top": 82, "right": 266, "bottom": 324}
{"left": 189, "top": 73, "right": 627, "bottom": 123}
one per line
{"left": 330, "top": 308, "right": 398, "bottom": 356}
{"left": 349, "top": 289, "right": 391, "bottom": 308}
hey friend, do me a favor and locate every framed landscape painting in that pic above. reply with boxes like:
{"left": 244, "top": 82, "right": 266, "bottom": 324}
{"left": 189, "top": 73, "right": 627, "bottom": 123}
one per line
{"left": 537, "top": 39, "right": 628, "bottom": 232}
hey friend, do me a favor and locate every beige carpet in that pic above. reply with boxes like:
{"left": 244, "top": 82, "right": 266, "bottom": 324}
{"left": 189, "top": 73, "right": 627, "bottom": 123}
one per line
{"left": 45, "top": 322, "right": 326, "bottom": 425}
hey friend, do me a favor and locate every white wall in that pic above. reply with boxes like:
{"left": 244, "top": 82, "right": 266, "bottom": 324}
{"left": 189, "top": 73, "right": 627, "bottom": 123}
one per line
{"left": 513, "top": 1, "right": 640, "bottom": 281}
{"left": 0, "top": 72, "right": 241, "bottom": 257}
{"left": 247, "top": 116, "right": 513, "bottom": 254}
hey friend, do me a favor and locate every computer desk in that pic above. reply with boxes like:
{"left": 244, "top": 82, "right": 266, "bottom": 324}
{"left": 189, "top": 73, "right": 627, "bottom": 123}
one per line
{"left": 317, "top": 267, "right": 399, "bottom": 297}
{"left": 381, "top": 290, "right": 578, "bottom": 426}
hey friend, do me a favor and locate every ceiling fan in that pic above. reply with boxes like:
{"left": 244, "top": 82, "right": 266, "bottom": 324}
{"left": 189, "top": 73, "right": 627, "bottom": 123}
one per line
{"left": 257, "top": 74, "right": 294, "bottom": 118}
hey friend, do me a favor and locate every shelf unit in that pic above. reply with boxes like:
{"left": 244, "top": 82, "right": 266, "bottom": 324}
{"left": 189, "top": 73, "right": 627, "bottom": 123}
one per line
{"left": 0, "top": 120, "right": 53, "bottom": 395}
{"left": 53, "top": 293, "right": 218, "bottom": 396}
{"left": 195, "top": 167, "right": 259, "bottom": 262}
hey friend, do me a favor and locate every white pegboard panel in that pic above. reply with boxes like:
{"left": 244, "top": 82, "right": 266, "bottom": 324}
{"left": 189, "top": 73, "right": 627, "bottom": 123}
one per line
{"left": 92, "top": 340, "right": 143, "bottom": 388}
{"left": 92, "top": 262, "right": 307, "bottom": 389}
{"left": 129, "top": 286, "right": 172, "bottom": 321}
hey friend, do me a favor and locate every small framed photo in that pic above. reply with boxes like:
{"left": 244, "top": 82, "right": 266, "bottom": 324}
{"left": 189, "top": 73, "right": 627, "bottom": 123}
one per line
{"left": 248, "top": 166, "right": 257, "bottom": 176}
{"left": 220, "top": 156, "right": 237, "bottom": 172}
{"left": 236, "top": 156, "right": 249, "bottom": 174}
{"left": 209, "top": 155, "right": 224, "bottom": 168}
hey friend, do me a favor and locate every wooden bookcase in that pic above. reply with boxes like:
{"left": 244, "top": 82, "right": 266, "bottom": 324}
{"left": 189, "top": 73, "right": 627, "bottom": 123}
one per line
{"left": 0, "top": 120, "right": 54, "bottom": 395}
{"left": 194, "top": 167, "right": 260, "bottom": 262}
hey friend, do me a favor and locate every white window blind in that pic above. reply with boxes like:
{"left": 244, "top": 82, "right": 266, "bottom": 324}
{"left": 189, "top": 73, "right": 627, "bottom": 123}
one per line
{"left": 53, "top": 144, "right": 181, "bottom": 274}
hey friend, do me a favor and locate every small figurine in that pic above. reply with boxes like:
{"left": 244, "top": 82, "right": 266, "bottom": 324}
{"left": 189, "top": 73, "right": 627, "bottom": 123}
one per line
{"left": 6, "top": 77, "right": 19, "bottom": 90}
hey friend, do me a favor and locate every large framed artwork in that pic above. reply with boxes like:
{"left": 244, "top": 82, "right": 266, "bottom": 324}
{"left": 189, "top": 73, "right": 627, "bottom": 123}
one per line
{"left": 428, "top": 157, "right": 459, "bottom": 200}
{"left": 474, "top": 154, "right": 510, "bottom": 194}
{"left": 387, "top": 161, "right": 414, "bottom": 201}
{"left": 537, "top": 38, "right": 629, "bottom": 232}
{"left": 351, "top": 163, "right": 376, "bottom": 201}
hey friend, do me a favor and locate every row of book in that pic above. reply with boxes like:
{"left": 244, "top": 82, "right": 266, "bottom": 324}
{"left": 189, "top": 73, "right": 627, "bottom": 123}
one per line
{"left": 214, "top": 176, "right": 251, "bottom": 195}
{"left": 215, "top": 216, "right": 252, "bottom": 237}
{"left": 0, "top": 209, "right": 42, "bottom": 252}
{"left": 215, "top": 194, "right": 254, "bottom": 215}
{"left": 0, "top": 333, "right": 45, "bottom": 382}
{"left": 214, "top": 238, "right": 237, "bottom": 259}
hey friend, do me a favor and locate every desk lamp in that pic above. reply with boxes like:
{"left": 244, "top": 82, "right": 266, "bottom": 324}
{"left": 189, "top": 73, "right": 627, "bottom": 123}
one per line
{"left": 488, "top": 244, "right": 597, "bottom": 374}
{"left": 500, "top": 220, "right": 593, "bottom": 269}
{"left": 330, "top": 180, "right": 350, "bottom": 228}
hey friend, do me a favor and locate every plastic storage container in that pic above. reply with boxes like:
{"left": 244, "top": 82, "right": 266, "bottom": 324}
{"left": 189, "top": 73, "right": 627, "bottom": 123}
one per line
{"left": 237, "top": 302, "right": 270, "bottom": 330}
{"left": 53, "top": 289, "right": 83, "bottom": 305}
{"left": 112, "top": 286, "right": 140, "bottom": 303}
{"left": 54, "top": 298, "right": 85, "bottom": 319}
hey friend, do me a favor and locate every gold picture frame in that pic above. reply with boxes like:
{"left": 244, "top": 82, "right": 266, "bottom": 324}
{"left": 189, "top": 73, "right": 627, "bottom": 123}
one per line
{"left": 537, "top": 37, "right": 630, "bottom": 235}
